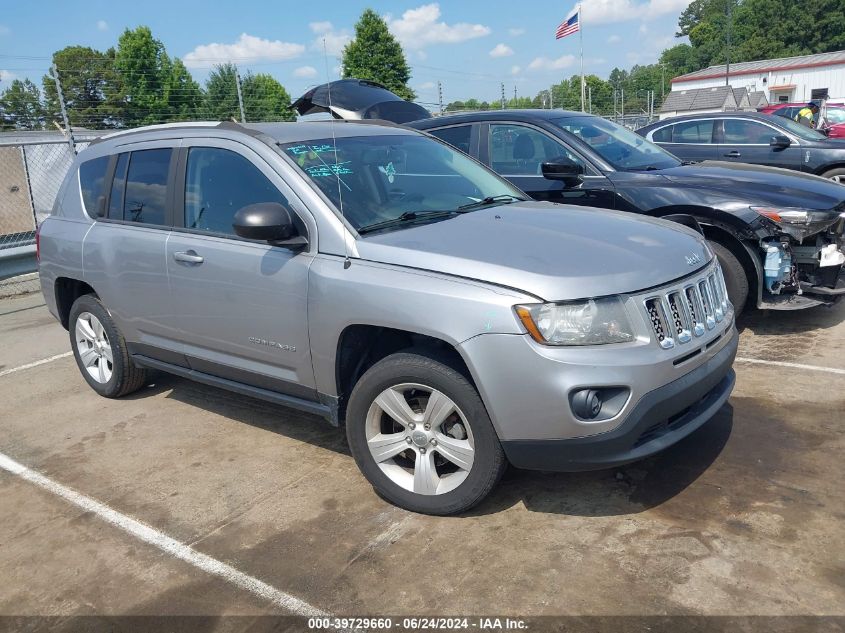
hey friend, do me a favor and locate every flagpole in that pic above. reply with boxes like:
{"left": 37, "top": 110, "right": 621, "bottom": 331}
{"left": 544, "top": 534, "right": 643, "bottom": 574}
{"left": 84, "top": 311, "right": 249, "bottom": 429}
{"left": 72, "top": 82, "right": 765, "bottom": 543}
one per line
{"left": 579, "top": 3, "right": 585, "bottom": 112}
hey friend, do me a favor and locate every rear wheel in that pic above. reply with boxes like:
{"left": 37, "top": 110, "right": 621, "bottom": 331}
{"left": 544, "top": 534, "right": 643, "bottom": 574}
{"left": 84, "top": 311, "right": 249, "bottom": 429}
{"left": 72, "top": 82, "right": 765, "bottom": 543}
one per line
{"left": 346, "top": 352, "right": 506, "bottom": 515}
{"left": 710, "top": 241, "right": 749, "bottom": 316}
{"left": 820, "top": 167, "right": 845, "bottom": 184}
{"left": 69, "top": 294, "right": 148, "bottom": 398}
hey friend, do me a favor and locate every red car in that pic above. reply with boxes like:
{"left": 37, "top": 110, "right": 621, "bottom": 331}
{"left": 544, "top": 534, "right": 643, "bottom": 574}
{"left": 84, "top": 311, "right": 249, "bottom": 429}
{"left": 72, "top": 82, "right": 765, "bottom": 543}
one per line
{"left": 758, "top": 102, "right": 845, "bottom": 137}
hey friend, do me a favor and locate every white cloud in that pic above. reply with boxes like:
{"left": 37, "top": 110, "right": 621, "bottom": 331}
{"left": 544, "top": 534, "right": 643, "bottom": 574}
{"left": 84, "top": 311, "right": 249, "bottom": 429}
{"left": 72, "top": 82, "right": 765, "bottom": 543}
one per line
{"left": 0, "top": 70, "right": 17, "bottom": 83}
{"left": 607, "top": 34, "right": 621, "bottom": 43}
{"left": 294, "top": 65, "right": 317, "bottom": 78}
{"left": 183, "top": 33, "right": 304, "bottom": 67}
{"left": 489, "top": 43, "right": 514, "bottom": 58}
{"left": 309, "top": 21, "right": 351, "bottom": 56}
{"left": 96, "top": 20, "right": 109, "bottom": 31}
{"left": 580, "top": 0, "right": 693, "bottom": 25}
{"left": 309, "top": 21, "right": 333, "bottom": 34}
{"left": 508, "top": 28, "right": 526, "bottom": 36}
{"left": 511, "top": 65, "right": 521, "bottom": 75}
{"left": 387, "top": 4, "right": 490, "bottom": 49}
{"left": 528, "top": 55, "right": 577, "bottom": 71}
{"left": 417, "top": 81, "right": 436, "bottom": 90}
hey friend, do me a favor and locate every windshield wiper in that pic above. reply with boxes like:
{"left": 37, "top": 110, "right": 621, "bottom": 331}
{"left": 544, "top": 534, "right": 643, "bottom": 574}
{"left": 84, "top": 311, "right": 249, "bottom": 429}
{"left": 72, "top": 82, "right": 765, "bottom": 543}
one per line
{"left": 457, "top": 194, "right": 526, "bottom": 211}
{"left": 357, "top": 210, "right": 457, "bottom": 235}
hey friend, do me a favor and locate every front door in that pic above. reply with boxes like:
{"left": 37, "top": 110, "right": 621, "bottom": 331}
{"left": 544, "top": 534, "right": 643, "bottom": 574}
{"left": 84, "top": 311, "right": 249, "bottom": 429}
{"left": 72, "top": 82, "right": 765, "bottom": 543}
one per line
{"left": 717, "top": 118, "right": 802, "bottom": 171}
{"left": 165, "top": 140, "right": 317, "bottom": 400}
{"left": 483, "top": 122, "right": 617, "bottom": 208}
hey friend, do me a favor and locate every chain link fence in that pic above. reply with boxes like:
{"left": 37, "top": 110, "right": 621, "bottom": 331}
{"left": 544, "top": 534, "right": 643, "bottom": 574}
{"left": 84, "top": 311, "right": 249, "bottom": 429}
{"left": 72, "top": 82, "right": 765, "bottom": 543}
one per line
{"left": 0, "top": 133, "right": 94, "bottom": 297}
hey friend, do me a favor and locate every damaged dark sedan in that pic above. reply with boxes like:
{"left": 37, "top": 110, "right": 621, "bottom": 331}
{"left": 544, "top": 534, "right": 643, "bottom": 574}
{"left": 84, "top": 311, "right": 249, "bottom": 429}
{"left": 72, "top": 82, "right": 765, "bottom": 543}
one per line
{"left": 295, "top": 80, "right": 845, "bottom": 315}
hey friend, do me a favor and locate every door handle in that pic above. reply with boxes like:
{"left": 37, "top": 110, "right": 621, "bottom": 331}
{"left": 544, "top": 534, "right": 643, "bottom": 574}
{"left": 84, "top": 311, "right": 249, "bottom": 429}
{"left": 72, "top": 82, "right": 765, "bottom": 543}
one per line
{"left": 724, "top": 150, "right": 741, "bottom": 158}
{"left": 173, "top": 250, "right": 204, "bottom": 264}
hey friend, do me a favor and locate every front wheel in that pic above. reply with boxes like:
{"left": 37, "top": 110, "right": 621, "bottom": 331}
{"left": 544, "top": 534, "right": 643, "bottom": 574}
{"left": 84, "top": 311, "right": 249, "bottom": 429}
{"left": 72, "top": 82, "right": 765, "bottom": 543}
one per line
{"left": 709, "top": 241, "right": 749, "bottom": 316}
{"left": 346, "top": 352, "right": 506, "bottom": 515}
{"left": 820, "top": 167, "right": 845, "bottom": 184}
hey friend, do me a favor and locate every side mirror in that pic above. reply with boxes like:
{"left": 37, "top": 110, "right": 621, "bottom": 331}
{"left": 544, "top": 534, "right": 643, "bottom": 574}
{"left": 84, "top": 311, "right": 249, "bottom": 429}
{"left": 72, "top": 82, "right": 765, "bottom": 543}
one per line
{"left": 770, "top": 135, "right": 791, "bottom": 149}
{"left": 541, "top": 160, "right": 584, "bottom": 185}
{"left": 233, "top": 202, "right": 302, "bottom": 245}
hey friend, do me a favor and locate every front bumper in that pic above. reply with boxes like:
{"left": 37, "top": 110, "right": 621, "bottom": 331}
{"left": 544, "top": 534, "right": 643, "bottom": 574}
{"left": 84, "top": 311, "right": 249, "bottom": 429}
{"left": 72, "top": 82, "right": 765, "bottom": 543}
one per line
{"left": 500, "top": 333, "right": 736, "bottom": 471}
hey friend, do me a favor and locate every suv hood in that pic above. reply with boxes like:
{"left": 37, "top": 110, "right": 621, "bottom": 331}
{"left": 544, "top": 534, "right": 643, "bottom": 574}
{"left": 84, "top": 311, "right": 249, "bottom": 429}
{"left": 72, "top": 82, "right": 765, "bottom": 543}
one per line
{"left": 655, "top": 161, "right": 845, "bottom": 210}
{"left": 355, "top": 202, "right": 710, "bottom": 300}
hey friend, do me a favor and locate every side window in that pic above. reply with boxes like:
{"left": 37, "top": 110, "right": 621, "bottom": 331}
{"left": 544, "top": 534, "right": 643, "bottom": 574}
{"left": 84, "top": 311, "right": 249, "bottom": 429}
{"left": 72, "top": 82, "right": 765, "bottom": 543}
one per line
{"left": 723, "top": 119, "right": 776, "bottom": 144}
{"left": 489, "top": 124, "right": 584, "bottom": 175}
{"left": 123, "top": 149, "right": 172, "bottom": 225}
{"left": 428, "top": 125, "right": 472, "bottom": 154}
{"left": 671, "top": 120, "right": 714, "bottom": 144}
{"left": 108, "top": 153, "right": 128, "bottom": 219}
{"left": 651, "top": 126, "right": 672, "bottom": 142}
{"left": 184, "top": 147, "right": 289, "bottom": 236}
{"left": 78, "top": 156, "right": 110, "bottom": 217}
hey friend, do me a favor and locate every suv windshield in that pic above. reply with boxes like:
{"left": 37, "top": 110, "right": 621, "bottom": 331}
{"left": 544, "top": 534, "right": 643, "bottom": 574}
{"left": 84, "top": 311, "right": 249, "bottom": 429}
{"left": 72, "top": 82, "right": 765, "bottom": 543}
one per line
{"left": 280, "top": 134, "right": 525, "bottom": 233}
{"left": 553, "top": 116, "right": 681, "bottom": 171}
{"left": 773, "top": 115, "right": 827, "bottom": 140}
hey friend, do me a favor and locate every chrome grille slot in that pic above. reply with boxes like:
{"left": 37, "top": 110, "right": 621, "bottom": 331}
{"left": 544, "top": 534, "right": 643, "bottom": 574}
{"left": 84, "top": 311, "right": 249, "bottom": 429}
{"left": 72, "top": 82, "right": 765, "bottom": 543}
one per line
{"left": 667, "top": 291, "right": 691, "bottom": 343}
{"left": 708, "top": 274, "right": 723, "bottom": 322}
{"left": 644, "top": 298, "right": 674, "bottom": 349}
{"left": 698, "top": 280, "right": 716, "bottom": 330}
{"left": 684, "top": 286, "right": 706, "bottom": 337}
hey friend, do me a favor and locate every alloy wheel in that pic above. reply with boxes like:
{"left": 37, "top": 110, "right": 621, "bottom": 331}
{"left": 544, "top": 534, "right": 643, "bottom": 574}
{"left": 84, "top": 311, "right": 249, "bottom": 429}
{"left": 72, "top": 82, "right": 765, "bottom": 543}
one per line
{"left": 365, "top": 383, "right": 475, "bottom": 496}
{"left": 74, "top": 311, "right": 114, "bottom": 384}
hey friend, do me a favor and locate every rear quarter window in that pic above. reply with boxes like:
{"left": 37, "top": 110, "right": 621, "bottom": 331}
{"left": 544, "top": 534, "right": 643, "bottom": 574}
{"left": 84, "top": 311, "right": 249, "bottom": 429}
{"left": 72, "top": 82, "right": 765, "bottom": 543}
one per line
{"left": 651, "top": 126, "right": 672, "bottom": 142}
{"left": 78, "top": 156, "right": 110, "bottom": 218}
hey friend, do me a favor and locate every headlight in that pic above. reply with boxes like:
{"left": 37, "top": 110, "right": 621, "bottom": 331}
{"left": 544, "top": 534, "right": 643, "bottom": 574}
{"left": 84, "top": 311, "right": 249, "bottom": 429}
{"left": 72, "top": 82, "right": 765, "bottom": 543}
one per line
{"left": 751, "top": 206, "right": 841, "bottom": 241}
{"left": 515, "top": 297, "right": 635, "bottom": 346}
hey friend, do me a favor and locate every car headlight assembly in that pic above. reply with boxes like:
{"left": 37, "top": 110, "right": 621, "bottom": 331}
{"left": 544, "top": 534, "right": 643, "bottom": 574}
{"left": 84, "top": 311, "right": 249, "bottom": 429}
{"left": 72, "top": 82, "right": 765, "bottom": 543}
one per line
{"left": 515, "top": 297, "right": 635, "bottom": 346}
{"left": 751, "top": 206, "right": 842, "bottom": 241}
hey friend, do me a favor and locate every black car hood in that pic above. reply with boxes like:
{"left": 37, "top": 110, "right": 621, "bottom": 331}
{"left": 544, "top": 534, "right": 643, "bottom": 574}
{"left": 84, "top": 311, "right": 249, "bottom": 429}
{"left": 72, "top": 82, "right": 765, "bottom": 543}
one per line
{"left": 653, "top": 161, "right": 845, "bottom": 210}
{"left": 293, "top": 79, "right": 432, "bottom": 124}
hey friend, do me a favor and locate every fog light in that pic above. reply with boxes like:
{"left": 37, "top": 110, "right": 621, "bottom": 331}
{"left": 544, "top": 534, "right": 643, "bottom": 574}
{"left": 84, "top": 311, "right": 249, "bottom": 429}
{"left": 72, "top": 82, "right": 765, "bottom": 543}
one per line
{"left": 571, "top": 388, "right": 602, "bottom": 420}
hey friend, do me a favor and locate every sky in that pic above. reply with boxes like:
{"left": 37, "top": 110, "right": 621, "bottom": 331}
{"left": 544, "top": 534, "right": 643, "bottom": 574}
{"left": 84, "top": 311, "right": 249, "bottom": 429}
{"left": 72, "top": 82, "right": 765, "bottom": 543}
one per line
{"left": 0, "top": 0, "right": 692, "bottom": 107}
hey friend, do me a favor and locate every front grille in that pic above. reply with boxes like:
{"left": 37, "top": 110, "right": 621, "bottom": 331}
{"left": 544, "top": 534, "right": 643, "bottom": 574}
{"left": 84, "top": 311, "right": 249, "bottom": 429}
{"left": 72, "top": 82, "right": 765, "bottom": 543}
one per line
{"left": 642, "top": 263, "right": 729, "bottom": 350}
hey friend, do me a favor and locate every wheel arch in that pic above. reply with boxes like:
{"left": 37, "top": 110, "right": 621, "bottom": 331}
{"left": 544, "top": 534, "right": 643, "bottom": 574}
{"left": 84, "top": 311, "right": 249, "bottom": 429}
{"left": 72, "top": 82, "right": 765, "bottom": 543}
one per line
{"left": 334, "top": 324, "right": 475, "bottom": 424}
{"left": 54, "top": 277, "right": 98, "bottom": 330}
{"left": 814, "top": 162, "right": 845, "bottom": 178}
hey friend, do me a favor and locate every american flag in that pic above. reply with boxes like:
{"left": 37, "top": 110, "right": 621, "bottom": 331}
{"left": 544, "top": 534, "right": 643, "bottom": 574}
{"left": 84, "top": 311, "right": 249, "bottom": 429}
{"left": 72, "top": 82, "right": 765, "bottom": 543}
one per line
{"left": 556, "top": 8, "right": 580, "bottom": 39}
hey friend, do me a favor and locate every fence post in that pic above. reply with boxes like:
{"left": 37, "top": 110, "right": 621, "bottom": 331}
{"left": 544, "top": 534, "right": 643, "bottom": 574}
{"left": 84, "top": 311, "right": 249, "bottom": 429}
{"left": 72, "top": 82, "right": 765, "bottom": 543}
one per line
{"left": 235, "top": 68, "right": 246, "bottom": 123}
{"left": 50, "top": 64, "right": 76, "bottom": 155}
{"left": 19, "top": 145, "right": 38, "bottom": 230}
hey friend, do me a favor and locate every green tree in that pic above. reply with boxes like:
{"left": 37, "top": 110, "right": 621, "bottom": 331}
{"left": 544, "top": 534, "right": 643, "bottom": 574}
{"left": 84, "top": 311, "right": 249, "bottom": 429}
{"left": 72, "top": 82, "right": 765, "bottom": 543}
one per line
{"left": 204, "top": 63, "right": 241, "bottom": 121}
{"left": 0, "top": 79, "right": 44, "bottom": 130}
{"left": 42, "top": 46, "right": 116, "bottom": 128}
{"left": 242, "top": 73, "right": 294, "bottom": 121}
{"left": 342, "top": 8, "right": 415, "bottom": 100}
{"left": 166, "top": 58, "right": 204, "bottom": 121}
{"left": 112, "top": 26, "right": 173, "bottom": 126}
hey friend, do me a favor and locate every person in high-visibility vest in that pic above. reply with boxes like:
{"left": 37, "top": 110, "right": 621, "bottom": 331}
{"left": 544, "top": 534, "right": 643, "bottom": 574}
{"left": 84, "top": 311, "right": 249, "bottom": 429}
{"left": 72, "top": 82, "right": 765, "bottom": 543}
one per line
{"left": 795, "top": 102, "right": 820, "bottom": 128}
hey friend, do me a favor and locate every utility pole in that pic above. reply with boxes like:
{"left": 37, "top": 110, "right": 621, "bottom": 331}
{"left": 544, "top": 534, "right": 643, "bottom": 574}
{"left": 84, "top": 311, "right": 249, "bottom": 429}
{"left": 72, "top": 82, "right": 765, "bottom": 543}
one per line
{"left": 513, "top": 85, "right": 517, "bottom": 104}
{"left": 621, "top": 88, "right": 625, "bottom": 121}
{"left": 437, "top": 81, "right": 444, "bottom": 114}
{"left": 550, "top": 85, "right": 554, "bottom": 109}
{"left": 501, "top": 83, "right": 506, "bottom": 109}
{"left": 725, "top": 0, "right": 733, "bottom": 86}
{"left": 235, "top": 68, "right": 246, "bottom": 123}
{"left": 661, "top": 63, "right": 666, "bottom": 98}
{"left": 588, "top": 85, "right": 592, "bottom": 113}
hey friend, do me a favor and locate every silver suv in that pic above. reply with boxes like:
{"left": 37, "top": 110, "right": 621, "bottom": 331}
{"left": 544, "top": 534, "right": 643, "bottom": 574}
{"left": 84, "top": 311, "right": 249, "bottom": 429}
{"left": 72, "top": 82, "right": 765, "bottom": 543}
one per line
{"left": 37, "top": 121, "right": 737, "bottom": 515}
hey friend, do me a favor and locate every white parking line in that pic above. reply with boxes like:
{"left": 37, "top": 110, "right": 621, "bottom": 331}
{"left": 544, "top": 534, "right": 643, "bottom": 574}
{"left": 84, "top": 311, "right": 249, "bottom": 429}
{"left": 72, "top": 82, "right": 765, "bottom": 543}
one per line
{"left": 735, "top": 356, "right": 845, "bottom": 376}
{"left": 0, "top": 351, "right": 73, "bottom": 377}
{"left": 0, "top": 451, "right": 329, "bottom": 618}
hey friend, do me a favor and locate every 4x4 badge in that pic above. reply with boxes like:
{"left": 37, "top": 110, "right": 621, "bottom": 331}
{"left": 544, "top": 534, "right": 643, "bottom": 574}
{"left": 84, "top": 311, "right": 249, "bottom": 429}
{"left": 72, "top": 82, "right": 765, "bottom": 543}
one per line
{"left": 686, "top": 253, "right": 702, "bottom": 266}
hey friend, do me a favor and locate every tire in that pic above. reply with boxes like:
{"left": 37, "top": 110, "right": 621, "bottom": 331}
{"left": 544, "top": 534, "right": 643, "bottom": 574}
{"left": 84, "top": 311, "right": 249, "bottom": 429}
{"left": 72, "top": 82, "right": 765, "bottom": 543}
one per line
{"left": 68, "top": 294, "right": 148, "bottom": 398}
{"left": 346, "top": 352, "right": 506, "bottom": 515}
{"left": 820, "top": 167, "right": 845, "bottom": 184}
{"left": 709, "top": 241, "right": 749, "bottom": 316}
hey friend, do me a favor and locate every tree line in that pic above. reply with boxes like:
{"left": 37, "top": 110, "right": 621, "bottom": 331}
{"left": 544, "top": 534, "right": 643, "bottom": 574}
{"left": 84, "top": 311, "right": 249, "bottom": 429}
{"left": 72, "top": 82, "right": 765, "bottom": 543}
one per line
{"left": 0, "top": 26, "right": 295, "bottom": 130}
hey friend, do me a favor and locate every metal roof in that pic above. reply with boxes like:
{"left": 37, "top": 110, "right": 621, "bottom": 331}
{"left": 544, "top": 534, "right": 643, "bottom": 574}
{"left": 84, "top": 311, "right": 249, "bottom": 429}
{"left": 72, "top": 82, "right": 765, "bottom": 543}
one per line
{"left": 673, "top": 50, "right": 845, "bottom": 83}
{"left": 660, "top": 85, "right": 736, "bottom": 113}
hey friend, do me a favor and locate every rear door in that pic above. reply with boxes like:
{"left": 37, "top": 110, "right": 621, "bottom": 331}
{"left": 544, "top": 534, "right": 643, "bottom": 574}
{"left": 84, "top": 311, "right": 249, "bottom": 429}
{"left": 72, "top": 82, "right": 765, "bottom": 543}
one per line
{"left": 165, "top": 138, "right": 318, "bottom": 399}
{"left": 481, "top": 122, "right": 617, "bottom": 208}
{"left": 651, "top": 119, "right": 718, "bottom": 162}
{"left": 82, "top": 142, "right": 186, "bottom": 365}
{"left": 716, "top": 118, "right": 803, "bottom": 170}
